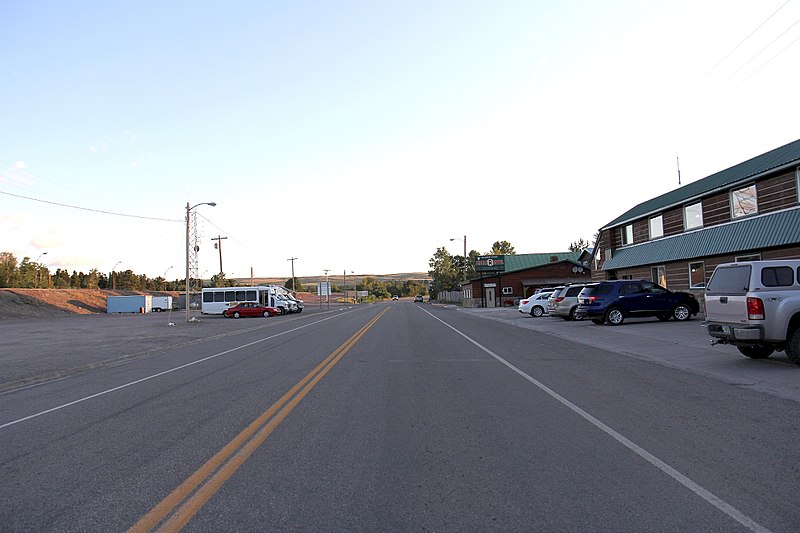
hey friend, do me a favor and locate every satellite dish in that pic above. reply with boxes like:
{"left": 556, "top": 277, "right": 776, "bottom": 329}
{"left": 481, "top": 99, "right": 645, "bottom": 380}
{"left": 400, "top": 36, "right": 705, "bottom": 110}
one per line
{"left": 572, "top": 267, "right": 578, "bottom": 273}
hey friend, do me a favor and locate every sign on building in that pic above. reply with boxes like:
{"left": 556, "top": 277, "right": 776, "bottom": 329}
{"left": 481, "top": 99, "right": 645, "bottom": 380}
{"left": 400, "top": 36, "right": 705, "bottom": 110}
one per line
{"left": 475, "top": 255, "right": 505, "bottom": 272}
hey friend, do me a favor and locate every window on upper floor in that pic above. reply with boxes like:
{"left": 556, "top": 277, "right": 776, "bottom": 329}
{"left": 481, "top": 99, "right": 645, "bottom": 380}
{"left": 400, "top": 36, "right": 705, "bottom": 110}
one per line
{"left": 684, "top": 202, "right": 703, "bottom": 230}
{"left": 731, "top": 184, "right": 757, "bottom": 218}
{"left": 649, "top": 215, "right": 663, "bottom": 240}
{"left": 621, "top": 224, "right": 633, "bottom": 245}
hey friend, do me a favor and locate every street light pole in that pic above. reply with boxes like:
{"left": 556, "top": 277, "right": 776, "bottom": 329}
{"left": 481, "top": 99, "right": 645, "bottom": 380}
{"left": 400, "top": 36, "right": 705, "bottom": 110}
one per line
{"left": 35, "top": 252, "right": 47, "bottom": 288}
{"left": 450, "top": 235, "right": 467, "bottom": 281}
{"left": 186, "top": 201, "right": 216, "bottom": 322}
{"left": 111, "top": 260, "right": 121, "bottom": 290}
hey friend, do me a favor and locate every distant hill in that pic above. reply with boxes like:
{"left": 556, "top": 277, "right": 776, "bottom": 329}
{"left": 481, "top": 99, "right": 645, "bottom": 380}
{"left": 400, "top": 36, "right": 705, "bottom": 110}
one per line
{"left": 239, "top": 272, "right": 431, "bottom": 287}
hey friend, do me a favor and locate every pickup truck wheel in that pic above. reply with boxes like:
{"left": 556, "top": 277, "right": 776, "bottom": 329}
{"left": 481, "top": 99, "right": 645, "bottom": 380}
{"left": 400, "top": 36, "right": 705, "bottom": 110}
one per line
{"left": 786, "top": 327, "right": 800, "bottom": 365}
{"left": 605, "top": 307, "right": 624, "bottom": 326}
{"left": 673, "top": 304, "right": 692, "bottom": 321}
{"left": 737, "top": 345, "right": 774, "bottom": 359}
{"left": 531, "top": 306, "right": 544, "bottom": 317}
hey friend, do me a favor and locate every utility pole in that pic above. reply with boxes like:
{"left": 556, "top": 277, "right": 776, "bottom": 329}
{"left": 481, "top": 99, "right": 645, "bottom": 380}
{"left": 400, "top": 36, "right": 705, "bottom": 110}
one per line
{"left": 211, "top": 236, "right": 227, "bottom": 278}
{"left": 287, "top": 257, "right": 297, "bottom": 291}
{"left": 323, "top": 269, "right": 330, "bottom": 309}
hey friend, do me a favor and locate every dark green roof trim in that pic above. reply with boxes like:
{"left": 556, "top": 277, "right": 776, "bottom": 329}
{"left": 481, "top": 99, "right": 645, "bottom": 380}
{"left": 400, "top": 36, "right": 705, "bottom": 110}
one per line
{"left": 602, "top": 207, "right": 800, "bottom": 270}
{"left": 502, "top": 252, "right": 583, "bottom": 273}
{"left": 602, "top": 138, "right": 800, "bottom": 230}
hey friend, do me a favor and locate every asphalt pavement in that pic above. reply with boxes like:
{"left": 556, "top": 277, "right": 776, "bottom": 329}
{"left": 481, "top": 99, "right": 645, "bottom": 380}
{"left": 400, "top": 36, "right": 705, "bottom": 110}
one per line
{"left": 3, "top": 303, "right": 800, "bottom": 403}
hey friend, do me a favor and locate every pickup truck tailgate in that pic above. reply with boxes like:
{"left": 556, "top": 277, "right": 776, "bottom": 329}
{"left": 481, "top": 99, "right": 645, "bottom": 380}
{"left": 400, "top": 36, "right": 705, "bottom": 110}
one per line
{"left": 705, "top": 294, "right": 748, "bottom": 324}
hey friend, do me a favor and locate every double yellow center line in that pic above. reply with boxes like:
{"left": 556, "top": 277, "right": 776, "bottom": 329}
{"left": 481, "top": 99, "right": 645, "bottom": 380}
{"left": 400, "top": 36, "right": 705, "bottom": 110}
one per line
{"left": 129, "top": 307, "right": 389, "bottom": 532}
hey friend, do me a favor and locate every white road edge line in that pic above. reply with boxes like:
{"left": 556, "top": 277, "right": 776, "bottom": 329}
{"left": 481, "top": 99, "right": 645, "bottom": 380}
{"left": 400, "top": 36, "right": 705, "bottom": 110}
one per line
{"left": 0, "top": 311, "right": 356, "bottom": 431}
{"left": 421, "top": 307, "right": 771, "bottom": 533}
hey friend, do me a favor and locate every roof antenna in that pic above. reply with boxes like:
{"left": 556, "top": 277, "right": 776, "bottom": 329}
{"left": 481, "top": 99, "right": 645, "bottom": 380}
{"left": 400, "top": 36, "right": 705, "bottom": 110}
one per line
{"left": 676, "top": 153, "right": 682, "bottom": 186}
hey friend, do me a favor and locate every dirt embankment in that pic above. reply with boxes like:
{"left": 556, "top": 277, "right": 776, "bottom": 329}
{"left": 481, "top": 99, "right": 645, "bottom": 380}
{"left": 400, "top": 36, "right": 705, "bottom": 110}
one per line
{"left": 0, "top": 289, "right": 172, "bottom": 319}
{"left": 0, "top": 289, "right": 318, "bottom": 319}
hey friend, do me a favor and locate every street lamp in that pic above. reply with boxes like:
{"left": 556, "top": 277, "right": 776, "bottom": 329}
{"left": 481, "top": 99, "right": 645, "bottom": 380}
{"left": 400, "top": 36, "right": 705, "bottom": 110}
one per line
{"left": 186, "top": 201, "right": 216, "bottom": 322}
{"left": 35, "top": 252, "right": 47, "bottom": 288}
{"left": 111, "top": 260, "right": 121, "bottom": 290}
{"left": 163, "top": 266, "right": 173, "bottom": 291}
{"left": 450, "top": 235, "right": 467, "bottom": 281}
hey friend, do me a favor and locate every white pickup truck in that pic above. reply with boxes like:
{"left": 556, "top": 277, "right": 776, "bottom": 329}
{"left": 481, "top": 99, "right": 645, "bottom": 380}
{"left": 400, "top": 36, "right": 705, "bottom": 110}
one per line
{"left": 704, "top": 260, "right": 800, "bottom": 363}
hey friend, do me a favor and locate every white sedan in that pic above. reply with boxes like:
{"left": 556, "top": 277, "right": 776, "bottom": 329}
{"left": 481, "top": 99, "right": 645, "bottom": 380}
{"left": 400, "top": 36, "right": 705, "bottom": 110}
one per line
{"left": 518, "top": 292, "right": 553, "bottom": 317}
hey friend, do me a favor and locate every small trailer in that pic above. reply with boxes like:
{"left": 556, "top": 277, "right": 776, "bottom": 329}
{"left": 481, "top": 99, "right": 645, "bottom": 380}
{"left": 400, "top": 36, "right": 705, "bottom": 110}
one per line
{"left": 107, "top": 295, "right": 152, "bottom": 314}
{"left": 150, "top": 296, "right": 175, "bottom": 312}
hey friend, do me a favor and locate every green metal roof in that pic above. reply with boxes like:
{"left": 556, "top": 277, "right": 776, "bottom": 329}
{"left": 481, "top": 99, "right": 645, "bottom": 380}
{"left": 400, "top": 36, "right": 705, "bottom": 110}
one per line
{"left": 502, "top": 252, "right": 583, "bottom": 273}
{"left": 603, "top": 207, "right": 800, "bottom": 270}
{"left": 602, "top": 138, "right": 800, "bottom": 230}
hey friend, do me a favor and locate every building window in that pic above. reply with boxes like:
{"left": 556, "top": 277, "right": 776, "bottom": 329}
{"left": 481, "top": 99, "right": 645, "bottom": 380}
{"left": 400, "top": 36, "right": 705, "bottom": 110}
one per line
{"left": 651, "top": 265, "right": 666, "bottom": 287}
{"left": 502, "top": 286, "right": 513, "bottom": 295}
{"left": 736, "top": 254, "right": 761, "bottom": 262}
{"left": 689, "top": 261, "right": 705, "bottom": 288}
{"left": 622, "top": 224, "right": 633, "bottom": 245}
{"left": 731, "top": 184, "right": 757, "bottom": 218}
{"left": 797, "top": 166, "right": 800, "bottom": 204}
{"left": 649, "top": 215, "right": 664, "bottom": 239}
{"left": 684, "top": 202, "right": 703, "bottom": 230}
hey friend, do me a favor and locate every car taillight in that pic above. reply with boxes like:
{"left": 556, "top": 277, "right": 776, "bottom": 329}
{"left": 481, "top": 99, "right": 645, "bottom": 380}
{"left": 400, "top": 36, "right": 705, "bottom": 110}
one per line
{"left": 554, "top": 297, "right": 565, "bottom": 303}
{"left": 521, "top": 300, "right": 530, "bottom": 305}
{"left": 747, "top": 297, "right": 765, "bottom": 320}
{"left": 583, "top": 296, "right": 598, "bottom": 303}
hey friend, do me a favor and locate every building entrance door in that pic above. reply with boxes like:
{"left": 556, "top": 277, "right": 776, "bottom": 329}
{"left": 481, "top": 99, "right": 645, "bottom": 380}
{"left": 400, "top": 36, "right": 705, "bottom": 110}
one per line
{"left": 485, "top": 287, "right": 496, "bottom": 307}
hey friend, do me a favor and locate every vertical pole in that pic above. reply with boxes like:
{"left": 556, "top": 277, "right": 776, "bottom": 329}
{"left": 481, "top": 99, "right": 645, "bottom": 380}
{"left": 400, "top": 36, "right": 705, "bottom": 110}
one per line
{"left": 185, "top": 202, "right": 191, "bottom": 323}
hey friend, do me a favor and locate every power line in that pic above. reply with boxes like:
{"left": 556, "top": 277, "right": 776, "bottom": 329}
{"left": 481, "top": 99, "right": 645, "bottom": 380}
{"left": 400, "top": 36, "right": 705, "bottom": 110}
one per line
{"left": 679, "top": 0, "right": 791, "bottom": 100}
{"left": 0, "top": 188, "right": 182, "bottom": 223}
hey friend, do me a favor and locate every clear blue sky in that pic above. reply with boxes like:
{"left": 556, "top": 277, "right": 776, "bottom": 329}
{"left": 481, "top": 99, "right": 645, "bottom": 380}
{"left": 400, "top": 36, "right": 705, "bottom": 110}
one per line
{"left": 2, "top": 1, "right": 800, "bottom": 280}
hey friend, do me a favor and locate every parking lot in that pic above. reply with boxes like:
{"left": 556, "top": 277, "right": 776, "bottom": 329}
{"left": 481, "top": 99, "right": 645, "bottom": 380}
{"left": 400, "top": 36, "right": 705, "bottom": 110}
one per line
{"left": 455, "top": 305, "right": 800, "bottom": 403}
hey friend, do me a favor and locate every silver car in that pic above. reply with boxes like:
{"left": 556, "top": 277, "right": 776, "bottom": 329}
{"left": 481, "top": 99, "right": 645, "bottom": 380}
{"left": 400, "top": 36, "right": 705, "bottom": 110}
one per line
{"left": 548, "top": 284, "right": 589, "bottom": 320}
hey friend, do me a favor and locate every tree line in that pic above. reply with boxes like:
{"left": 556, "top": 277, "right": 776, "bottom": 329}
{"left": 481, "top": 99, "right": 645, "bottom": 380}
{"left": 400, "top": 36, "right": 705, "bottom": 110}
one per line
{"left": 0, "top": 252, "right": 431, "bottom": 298}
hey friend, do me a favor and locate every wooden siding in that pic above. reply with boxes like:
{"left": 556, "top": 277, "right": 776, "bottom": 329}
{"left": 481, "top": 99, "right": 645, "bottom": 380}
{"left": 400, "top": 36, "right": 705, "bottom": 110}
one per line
{"left": 702, "top": 190, "right": 729, "bottom": 226}
{"left": 758, "top": 171, "right": 798, "bottom": 213}
{"left": 663, "top": 206, "right": 683, "bottom": 236}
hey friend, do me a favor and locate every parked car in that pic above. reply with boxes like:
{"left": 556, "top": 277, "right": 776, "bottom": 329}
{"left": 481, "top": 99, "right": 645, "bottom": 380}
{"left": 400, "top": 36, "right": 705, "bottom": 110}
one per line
{"left": 704, "top": 260, "right": 800, "bottom": 362}
{"left": 575, "top": 280, "right": 700, "bottom": 325}
{"left": 392, "top": 295, "right": 399, "bottom": 301}
{"left": 548, "top": 284, "right": 589, "bottom": 320}
{"left": 518, "top": 291, "right": 553, "bottom": 317}
{"left": 413, "top": 295, "right": 424, "bottom": 303}
{"left": 285, "top": 293, "right": 305, "bottom": 313}
{"left": 223, "top": 302, "right": 280, "bottom": 318}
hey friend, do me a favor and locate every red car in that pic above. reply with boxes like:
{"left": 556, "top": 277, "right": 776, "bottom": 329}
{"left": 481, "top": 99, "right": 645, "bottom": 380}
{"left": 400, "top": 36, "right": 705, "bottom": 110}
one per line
{"left": 223, "top": 302, "right": 280, "bottom": 318}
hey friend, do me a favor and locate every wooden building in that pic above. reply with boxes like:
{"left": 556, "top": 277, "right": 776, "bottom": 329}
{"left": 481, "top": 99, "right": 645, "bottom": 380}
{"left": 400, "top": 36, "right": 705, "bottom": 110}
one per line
{"left": 591, "top": 138, "right": 800, "bottom": 308}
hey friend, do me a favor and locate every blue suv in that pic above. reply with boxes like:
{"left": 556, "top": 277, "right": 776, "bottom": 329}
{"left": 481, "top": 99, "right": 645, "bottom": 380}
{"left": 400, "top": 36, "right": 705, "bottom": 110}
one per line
{"left": 575, "top": 280, "right": 700, "bottom": 325}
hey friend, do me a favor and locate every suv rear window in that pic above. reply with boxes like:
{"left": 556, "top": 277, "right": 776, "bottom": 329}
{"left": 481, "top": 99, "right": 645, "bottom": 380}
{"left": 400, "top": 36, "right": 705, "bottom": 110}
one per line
{"left": 581, "top": 284, "right": 613, "bottom": 296}
{"left": 706, "top": 265, "right": 751, "bottom": 295}
{"left": 564, "top": 286, "right": 584, "bottom": 297}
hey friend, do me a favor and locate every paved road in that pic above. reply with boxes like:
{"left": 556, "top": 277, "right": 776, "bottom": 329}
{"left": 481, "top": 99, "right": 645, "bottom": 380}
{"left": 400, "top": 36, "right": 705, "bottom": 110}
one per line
{"left": 2, "top": 302, "right": 799, "bottom": 531}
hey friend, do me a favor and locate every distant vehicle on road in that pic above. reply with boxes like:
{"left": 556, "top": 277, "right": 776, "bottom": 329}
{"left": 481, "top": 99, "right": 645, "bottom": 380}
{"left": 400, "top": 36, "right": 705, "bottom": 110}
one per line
{"left": 413, "top": 295, "right": 424, "bottom": 303}
{"left": 392, "top": 295, "right": 399, "bottom": 301}
{"left": 223, "top": 302, "right": 279, "bottom": 318}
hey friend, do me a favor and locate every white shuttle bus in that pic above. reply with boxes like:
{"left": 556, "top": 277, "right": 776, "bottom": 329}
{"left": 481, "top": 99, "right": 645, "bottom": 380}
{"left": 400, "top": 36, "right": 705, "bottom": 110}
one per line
{"left": 201, "top": 285, "right": 293, "bottom": 315}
